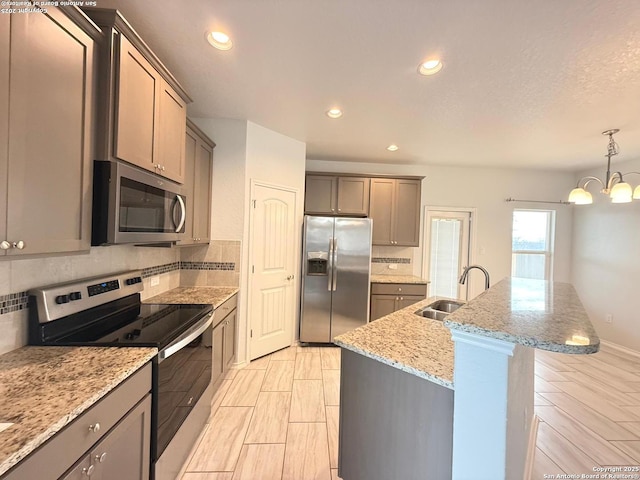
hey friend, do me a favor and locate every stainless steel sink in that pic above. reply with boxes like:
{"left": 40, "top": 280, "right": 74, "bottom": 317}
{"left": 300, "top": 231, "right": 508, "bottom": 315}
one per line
{"left": 427, "top": 299, "right": 464, "bottom": 313}
{"left": 418, "top": 309, "right": 448, "bottom": 321}
{"left": 415, "top": 299, "right": 465, "bottom": 321}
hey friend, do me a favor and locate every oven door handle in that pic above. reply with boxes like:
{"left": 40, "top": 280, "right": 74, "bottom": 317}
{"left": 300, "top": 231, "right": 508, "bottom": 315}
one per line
{"left": 158, "top": 312, "right": 213, "bottom": 363}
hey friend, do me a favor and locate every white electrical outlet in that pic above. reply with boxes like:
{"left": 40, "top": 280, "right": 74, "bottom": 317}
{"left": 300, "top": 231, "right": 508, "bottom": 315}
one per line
{"left": 605, "top": 314, "right": 613, "bottom": 324}
{"left": 150, "top": 275, "right": 160, "bottom": 287}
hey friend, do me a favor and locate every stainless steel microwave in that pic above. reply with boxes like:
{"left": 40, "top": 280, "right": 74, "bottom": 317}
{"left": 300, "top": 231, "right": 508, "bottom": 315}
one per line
{"left": 92, "top": 160, "right": 187, "bottom": 245}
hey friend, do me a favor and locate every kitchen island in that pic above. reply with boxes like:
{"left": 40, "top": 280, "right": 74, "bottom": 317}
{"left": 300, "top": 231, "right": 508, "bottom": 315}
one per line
{"left": 334, "top": 277, "right": 599, "bottom": 480}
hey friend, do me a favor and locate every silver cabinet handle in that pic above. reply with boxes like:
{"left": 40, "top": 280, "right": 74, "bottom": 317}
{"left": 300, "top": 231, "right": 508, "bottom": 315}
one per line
{"left": 0, "top": 241, "right": 10, "bottom": 250}
{"left": 398, "top": 288, "right": 402, "bottom": 292}
{"left": 161, "top": 165, "right": 166, "bottom": 171}
{"left": 13, "top": 241, "right": 24, "bottom": 249}
{"left": 83, "top": 465, "right": 95, "bottom": 476}
{"left": 174, "top": 195, "right": 186, "bottom": 233}
{"left": 88, "top": 423, "right": 100, "bottom": 433}
{"left": 96, "top": 452, "right": 107, "bottom": 463}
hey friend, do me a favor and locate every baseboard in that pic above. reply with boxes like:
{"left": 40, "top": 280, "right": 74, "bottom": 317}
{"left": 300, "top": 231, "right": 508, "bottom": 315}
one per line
{"left": 523, "top": 414, "right": 541, "bottom": 480}
{"left": 600, "top": 340, "right": 640, "bottom": 359}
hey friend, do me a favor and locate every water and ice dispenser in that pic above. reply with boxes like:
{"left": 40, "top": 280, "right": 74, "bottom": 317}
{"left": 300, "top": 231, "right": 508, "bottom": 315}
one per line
{"left": 306, "top": 252, "right": 329, "bottom": 275}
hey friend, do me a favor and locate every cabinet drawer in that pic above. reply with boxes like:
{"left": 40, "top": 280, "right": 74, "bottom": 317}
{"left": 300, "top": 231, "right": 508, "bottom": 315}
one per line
{"left": 214, "top": 295, "right": 237, "bottom": 326}
{"left": 371, "top": 283, "right": 427, "bottom": 296}
{"left": 3, "top": 363, "right": 152, "bottom": 480}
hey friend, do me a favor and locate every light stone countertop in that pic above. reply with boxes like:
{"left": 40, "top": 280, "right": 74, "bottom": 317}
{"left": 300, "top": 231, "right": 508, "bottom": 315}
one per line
{"left": 144, "top": 286, "right": 238, "bottom": 308}
{"left": 334, "top": 297, "right": 455, "bottom": 389}
{"left": 370, "top": 274, "right": 429, "bottom": 284}
{"left": 444, "top": 277, "right": 600, "bottom": 354}
{"left": 0, "top": 346, "right": 157, "bottom": 477}
{"left": 335, "top": 277, "right": 599, "bottom": 389}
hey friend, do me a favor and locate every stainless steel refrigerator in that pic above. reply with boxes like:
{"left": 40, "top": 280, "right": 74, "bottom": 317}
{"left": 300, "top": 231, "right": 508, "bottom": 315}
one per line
{"left": 300, "top": 215, "right": 372, "bottom": 343}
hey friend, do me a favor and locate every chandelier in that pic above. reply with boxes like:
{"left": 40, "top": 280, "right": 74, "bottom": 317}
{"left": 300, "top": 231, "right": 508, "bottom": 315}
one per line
{"left": 568, "top": 129, "right": 640, "bottom": 204}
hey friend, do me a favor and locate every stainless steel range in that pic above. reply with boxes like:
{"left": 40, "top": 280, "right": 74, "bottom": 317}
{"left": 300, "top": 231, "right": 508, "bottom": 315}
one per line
{"left": 28, "top": 271, "right": 214, "bottom": 480}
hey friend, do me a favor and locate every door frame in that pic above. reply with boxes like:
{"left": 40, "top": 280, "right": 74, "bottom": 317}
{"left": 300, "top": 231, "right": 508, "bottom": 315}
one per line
{"left": 246, "top": 179, "right": 300, "bottom": 361}
{"left": 421, "top": 206, "right": 478, "bottom": 300}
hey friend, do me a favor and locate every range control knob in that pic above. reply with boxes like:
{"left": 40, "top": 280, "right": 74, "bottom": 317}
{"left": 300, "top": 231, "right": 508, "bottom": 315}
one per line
{"left": 55, "top": 295, "right": 70, "bottom": 304}
{"left": 126, "top": 277, "right": 142, "bottom": 285}
{"left": 69, "top": 291, "right": 82, "bottom": 301}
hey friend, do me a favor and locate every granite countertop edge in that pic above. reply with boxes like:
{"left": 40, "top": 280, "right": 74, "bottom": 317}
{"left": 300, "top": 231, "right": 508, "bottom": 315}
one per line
{"left": 0, "top": 347, "right": 157, "bottom": 477}
{"left": 334, "top": 339, "right": 454, "bottom": 390}
{"left": 443, "top": 322, "right": 600, "bottom": 355}
{"left": 144, "top": 286, "right": 239, "bottom": 308}
{"left": 370, "top": 274, "right": 429, "bottom": 285}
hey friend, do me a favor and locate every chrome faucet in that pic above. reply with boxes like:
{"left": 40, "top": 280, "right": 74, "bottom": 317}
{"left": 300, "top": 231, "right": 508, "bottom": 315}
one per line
{"left": 459, "top": 265, "right": 491, "bottom": 291}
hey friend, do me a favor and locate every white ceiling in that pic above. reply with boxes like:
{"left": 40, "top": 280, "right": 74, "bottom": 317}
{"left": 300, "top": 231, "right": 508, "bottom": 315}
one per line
{"left": 93, "top": 0, "right": 640, "bottom": 171}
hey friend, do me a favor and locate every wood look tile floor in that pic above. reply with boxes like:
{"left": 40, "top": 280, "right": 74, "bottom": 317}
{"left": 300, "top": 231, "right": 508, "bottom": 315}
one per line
{"left": 182, "top": 344, "right": 640, "bottom": 480}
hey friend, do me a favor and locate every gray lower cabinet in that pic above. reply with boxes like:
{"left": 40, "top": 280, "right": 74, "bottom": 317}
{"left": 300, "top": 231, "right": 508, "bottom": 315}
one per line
{"left": 179, "top": 120, "right": 214, "bottom": 246}
{"left": 304, "top": 174, "right": 370, "bottom": 216}
{"left": 212, "top": 295, "right": 238, "bottom": 390}
{"left": 370, "top": 283, "right": 427, "bottom": 320}
{"left": 339, "top": 349, "right": 453, "bottom": 480}
{"left": 0, "top": 7, "right": 98, "bottom": 257}
{"left": 3, "top": 363, "right": 152, "bottom": 480}
{"left": 370, "top": 178, "right": 421, "bottom": 246}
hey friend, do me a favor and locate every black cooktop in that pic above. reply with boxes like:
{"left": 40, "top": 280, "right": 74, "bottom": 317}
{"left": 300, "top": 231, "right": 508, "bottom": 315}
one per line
{"left": 31, "top": 293, "right": 213, "bottom": 349}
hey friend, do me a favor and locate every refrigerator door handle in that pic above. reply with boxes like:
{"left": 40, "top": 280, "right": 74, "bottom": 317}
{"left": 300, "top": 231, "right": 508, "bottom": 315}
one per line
{"left": 332, "top": 238, "right": 338, "bottom": 291}
{"left": 327, "top": 238, "right": 334, "bottom": 291}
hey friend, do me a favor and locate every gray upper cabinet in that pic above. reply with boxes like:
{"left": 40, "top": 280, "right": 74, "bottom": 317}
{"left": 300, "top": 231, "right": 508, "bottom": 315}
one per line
{"left": 179, "top": 120, "right": 214, "bottom": 246}
{"left": 84, "top": 8, "right": 191, "bottom": 184}
{"left": 304, "top": 174, "right": 370, "bottom": 216}
{"left": 0, "top": 7, "right": 98, "bottom": 257}
{"left": 370, "top": 178, "right": 421, "bottom": 246}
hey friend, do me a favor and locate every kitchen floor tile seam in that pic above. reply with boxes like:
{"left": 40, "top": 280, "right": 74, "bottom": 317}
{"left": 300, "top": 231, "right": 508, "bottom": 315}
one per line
{"left": 535, "top": 405, "right": 638, "bottom": 465}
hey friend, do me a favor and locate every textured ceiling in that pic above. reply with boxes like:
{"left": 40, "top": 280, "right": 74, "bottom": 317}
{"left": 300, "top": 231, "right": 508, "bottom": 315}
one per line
{"left": 92, "top": 0, "right": 640, "bottom": 171}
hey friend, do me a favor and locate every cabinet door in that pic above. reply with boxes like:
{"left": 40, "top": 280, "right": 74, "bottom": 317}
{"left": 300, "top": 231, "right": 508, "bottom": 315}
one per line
{"left": 6, "top": 8, "right": 94, "bottom": 255}
{"left": 90, "top": 395, "right": 152, "bottom": 480}
{"left": 212, "top": 321, "right": 225, "bottom": 387}
{"left": 60, "top": 456, "right": 92, "bottom": 480}
{"left": 397, "top": 295, "right": 425, "bottom": 310}
{"left": 337, "top": 177, "right": 370, "bottom": 215}
{"left": 370, "top": 179, "right": 395, "bottom": 245}
{"left": 181, "top": 127, "right": 198, "bottom": 244}
{"left": 156, "top": 79, "right": 186, "bottom": 183}
{"left": 394, "top": 179, "right": 421, "bottom": 246}
{"left": 115, "top": 34, "right": 158, "bottom": 171}
{"left": 370, "top": 295, "right": 397, "bottom": 321}
{"left": 224, "top": 310, "right": 237, "bottom": 368}
{"left": 305, "top": 175, "right": 337, "bottom": 214}
{"left": 193, "top": 140, "right": 213, "bottom": 242}
{"left": 0, "top": 13, "right": 8, "bottom": 254}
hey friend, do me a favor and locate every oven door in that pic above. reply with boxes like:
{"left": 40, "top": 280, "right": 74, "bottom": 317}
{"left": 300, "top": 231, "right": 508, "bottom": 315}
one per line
{"left": 92, "top": 160, "right": 187, "bottom": 245}
{"left": 155, "top": 312, "right": 213, "bottom": 460}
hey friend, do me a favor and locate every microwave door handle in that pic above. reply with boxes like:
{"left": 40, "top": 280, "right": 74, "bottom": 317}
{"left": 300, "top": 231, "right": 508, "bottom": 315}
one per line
{"left": 174, "top": 195, "right": 186, "bottom": 232}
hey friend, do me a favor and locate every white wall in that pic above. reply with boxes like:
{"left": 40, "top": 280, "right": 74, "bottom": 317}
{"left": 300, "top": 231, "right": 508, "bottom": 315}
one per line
{"left": 191, "top": 118, "right": 247, "bottom": 240}
{"left": 307, "top": 160, "right": 575, "bottom": 299}
{"left": 191, "top": 119, "right": 306, "bottom": 364}
{"left": 243, "top": 122, "right": 306, "bottom": 358}
{"left": 570, "top": 157, "right": 640, "bottom": 351}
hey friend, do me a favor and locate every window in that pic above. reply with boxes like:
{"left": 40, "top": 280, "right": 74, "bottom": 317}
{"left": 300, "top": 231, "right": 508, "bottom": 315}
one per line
{"left": 511, "top": 209, "right": 555, "bottom": 280}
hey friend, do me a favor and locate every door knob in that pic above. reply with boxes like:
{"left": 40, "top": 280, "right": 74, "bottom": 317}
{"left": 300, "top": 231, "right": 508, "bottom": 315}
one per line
{"left": 286, "top": 275, "right": 294, "bottom": 281}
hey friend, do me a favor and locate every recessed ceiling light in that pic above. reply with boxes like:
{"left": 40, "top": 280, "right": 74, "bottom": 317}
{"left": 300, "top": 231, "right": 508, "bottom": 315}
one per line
{"left": 387, "top": 144, "right": 399, "bottom": 152}
{"left": 418, "top": 59, "right": 443, "bottom": 76}
{"left": 207, "top": 31, "right": 233, "bottom": 50}
{"left": 326, "top": 108, "right": 343, "bottom": 119}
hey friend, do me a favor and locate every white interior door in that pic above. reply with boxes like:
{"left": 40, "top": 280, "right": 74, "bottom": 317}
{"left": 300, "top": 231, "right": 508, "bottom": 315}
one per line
{"left": 249, "top": 183, "right": 297, "bottom": 360}
{"left": 424, "top": 210, "right": 472, "bottom": 300}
